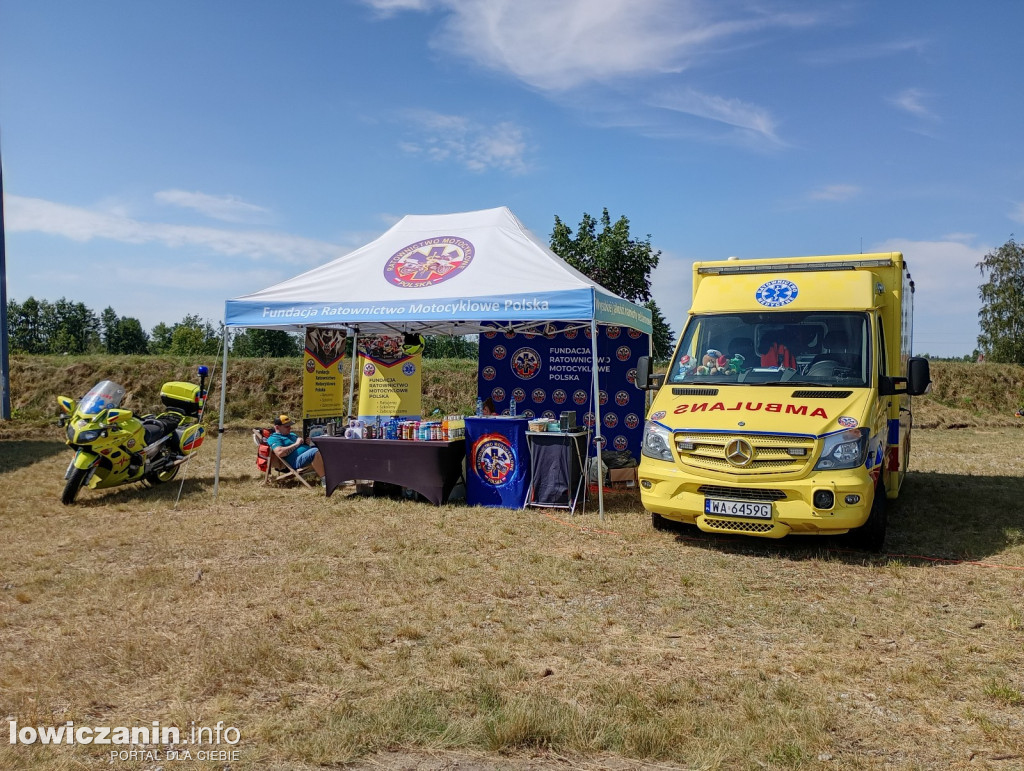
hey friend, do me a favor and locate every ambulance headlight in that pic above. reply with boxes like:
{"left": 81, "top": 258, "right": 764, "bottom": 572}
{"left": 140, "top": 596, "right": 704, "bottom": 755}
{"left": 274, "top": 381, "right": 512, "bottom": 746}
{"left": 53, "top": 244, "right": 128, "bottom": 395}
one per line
{"left": 642, "top": 421, "right": 674, "bottom": 462}
{"left": 814, "top": 428, "right": 869, "bottom": 470}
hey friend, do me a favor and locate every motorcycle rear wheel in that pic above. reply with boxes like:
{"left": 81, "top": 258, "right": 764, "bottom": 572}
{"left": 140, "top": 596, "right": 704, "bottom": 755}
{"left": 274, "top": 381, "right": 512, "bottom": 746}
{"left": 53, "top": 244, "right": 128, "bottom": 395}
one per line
{"left": 62, "top": 467, "right": 89, "bottom": 505}
{"left": 143, "top": 465, "right": 179, "bottom": 486}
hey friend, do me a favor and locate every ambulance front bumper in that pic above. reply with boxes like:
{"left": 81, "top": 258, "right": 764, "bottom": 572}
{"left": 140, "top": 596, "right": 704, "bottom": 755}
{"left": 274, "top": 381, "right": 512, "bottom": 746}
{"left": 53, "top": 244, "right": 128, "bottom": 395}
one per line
{"left": 639, "top": 461, "right": 875, "bottom": 538}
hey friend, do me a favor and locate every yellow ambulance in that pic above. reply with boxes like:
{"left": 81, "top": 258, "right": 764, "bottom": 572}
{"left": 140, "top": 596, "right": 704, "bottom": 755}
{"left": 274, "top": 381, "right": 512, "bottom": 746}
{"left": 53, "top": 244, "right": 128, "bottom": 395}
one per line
{"left": 635, "top": 253, "right": 931, "bottom": 550}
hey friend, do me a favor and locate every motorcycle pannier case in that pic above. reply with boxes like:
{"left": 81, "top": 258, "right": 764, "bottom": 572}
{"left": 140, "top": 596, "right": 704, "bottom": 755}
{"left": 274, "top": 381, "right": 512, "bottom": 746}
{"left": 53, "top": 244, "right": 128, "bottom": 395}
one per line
{"left": 176, "top": 424, "right": 205, "bottom": 455}
{"left": 161, "top": 382, "right": 201, "bottom": 416}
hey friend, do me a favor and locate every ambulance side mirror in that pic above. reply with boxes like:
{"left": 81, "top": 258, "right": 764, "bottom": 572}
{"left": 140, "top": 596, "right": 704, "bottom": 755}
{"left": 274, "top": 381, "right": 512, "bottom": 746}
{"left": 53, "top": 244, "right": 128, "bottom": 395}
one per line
{"left": 906, "top": 357, "right": 931, "bottom": 396}
{"left": 635, "top": 356, "right": 664, "bottom": 391}
{"left": 880, "top": 357, "right": 932, "bottom": 396}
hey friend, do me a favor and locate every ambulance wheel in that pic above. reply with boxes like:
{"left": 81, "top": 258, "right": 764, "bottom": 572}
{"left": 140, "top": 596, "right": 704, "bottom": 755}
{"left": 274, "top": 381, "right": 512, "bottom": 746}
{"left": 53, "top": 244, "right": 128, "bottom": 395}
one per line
{"left": 850, "top": 481, "right": 887, "bottom": 552}
{"left": 144, "top": 466, "right": 179, "bottom": 486}
{"left": 61, "top": 468, "right": 88, "bottom": 505}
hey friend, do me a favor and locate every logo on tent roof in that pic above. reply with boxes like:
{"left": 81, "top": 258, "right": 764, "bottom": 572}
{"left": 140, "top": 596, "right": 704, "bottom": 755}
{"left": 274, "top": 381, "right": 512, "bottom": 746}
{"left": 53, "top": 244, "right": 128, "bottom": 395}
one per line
{"left": 384, "top": 236, "right": 475, "bottom": 288}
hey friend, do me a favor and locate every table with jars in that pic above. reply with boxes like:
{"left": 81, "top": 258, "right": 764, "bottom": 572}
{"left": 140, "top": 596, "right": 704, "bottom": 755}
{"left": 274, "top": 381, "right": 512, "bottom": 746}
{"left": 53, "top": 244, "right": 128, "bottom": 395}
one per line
{"left": 312, "top": 416, "right": 467, "bottom": 505}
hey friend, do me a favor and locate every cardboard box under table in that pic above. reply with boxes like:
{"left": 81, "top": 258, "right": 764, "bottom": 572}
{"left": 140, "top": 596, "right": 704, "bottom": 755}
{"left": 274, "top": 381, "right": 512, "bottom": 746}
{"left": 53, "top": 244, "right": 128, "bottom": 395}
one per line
{"left": 608, "top": 467, "right": 638, "bottom": 488}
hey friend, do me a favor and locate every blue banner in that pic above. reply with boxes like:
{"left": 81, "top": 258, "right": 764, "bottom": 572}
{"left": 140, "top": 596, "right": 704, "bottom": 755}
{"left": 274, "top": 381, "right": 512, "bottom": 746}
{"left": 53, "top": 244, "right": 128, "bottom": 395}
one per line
{"left": 477, "top": 323, "right": 648, "bottom": 460}
{"left": 225, "top": 290, "right": 596, "bottom": 328}
{"left": 465, "top": 416, "right": 531, "bottom": 508}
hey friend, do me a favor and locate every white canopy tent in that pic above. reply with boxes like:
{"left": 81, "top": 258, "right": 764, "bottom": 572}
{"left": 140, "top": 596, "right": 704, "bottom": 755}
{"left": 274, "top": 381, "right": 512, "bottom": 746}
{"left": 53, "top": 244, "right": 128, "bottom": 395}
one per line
{"left": 217, "top": 206, "right": 653, "bottom": 517}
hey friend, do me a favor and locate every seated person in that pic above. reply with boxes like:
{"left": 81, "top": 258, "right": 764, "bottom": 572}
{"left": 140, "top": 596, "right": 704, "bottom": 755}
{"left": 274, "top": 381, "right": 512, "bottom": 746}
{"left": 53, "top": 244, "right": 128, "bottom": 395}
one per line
{"left": 267, "top": 414, "right": 325, "bottom": 479}
{"left": 482, "top": 397, "right": 498, "bottom": 416}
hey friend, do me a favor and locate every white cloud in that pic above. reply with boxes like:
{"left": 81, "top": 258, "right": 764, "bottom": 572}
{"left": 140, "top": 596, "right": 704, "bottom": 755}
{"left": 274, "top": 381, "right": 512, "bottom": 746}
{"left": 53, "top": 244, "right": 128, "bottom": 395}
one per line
{"left": 154, "top": 189, "right": 271, "bottom": 223}
{"left": 366, "top": 0, "right": 818, "bottom": 147}
{"left": 400, "top": 111, "right": 529, "bottom": 173}
{"left": 6, "top": 195, "right": 342, "bottom": 264}
{"left": 804, "top": 37, "right": 929, "bottom": 65}
{"left": 873, "top": 237, "right": 985, "bottom": 356}
{"left": 649, "top": 250, "right": 695, "bottom": 339}
{"left": 362, "top": 0, "right": 435, "bottom": 15}
{"left": 647, "top": 87, "right": 780, "bottom": 144}
{"left": 808, "top": 184, "right": 861, "bottom": 202}
{"left": 424, "top": 0, "right": 816, "bottom": 92}
{"left": 888, "top": 88, "right": 939, "bottom": 121}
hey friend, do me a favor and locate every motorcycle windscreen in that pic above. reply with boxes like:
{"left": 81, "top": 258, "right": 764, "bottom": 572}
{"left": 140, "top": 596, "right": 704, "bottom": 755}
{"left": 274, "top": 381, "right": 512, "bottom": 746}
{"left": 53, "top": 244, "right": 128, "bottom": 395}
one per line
{"left": 78, "top": 381, "right": 127, "bottom": 415}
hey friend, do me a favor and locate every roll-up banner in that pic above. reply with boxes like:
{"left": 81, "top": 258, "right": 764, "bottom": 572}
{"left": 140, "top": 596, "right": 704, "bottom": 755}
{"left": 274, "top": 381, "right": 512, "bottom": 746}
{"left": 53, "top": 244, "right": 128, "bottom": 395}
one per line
{"left": 356, "top": 335, "right": 423, "bottom": 423}
{"left": 302, "top": 327, "right": 347, "bottom": 419}
{"left": 477, "top": 323, "right": 648, "bottom": 459}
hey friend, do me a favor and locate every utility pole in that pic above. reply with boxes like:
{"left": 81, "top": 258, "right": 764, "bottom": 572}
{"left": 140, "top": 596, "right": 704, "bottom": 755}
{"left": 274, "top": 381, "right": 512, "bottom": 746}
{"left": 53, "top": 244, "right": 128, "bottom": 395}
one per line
{"left": 0, "top": 136, "right": 11, "bottom": 420}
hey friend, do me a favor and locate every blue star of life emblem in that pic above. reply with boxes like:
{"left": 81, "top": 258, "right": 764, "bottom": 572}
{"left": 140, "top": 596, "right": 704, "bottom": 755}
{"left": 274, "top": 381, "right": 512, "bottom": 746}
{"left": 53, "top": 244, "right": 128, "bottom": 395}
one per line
{"left": 755, "top": 279, "right": 799, "bottom": 307}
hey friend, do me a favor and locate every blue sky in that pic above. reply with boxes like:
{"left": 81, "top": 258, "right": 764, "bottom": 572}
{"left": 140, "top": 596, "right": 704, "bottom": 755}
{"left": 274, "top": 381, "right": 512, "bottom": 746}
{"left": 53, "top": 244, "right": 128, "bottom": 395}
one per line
{"left": 2, "top": 0, "right": 1022, "bottom": 357}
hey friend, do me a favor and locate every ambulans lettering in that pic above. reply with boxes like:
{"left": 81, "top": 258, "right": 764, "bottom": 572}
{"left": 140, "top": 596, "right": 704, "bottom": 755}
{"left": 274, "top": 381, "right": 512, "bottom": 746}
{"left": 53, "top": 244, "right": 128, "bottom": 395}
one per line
{"left": 673, "top": 402, "right": 828, "bottom": 419}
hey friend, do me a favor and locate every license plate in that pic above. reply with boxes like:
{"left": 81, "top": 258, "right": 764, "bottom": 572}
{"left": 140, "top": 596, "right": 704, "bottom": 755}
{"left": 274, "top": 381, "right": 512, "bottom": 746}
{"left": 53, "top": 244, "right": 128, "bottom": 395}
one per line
{"left": 704, "top": 498, "right": 772, "bottom": 519}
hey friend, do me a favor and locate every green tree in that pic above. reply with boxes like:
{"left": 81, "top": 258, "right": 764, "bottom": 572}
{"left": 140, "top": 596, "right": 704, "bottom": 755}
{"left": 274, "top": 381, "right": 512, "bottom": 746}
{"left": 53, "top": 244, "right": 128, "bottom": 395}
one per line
{"left": 550, "top": 209, "right": 669, "bottom": 349}
{"left": 99, "top": 306, "right": 150, "bottom": 354}
{"left": 231, "top": 329, "right": 301, "bottom": 357}
{"left": 6, "top": 297, "right": 46, "bottom": 353}
{"left": 645, "top": 300, "right": 675, "bottom": 359}
{"left": 150, "top": 322, "right": 174, "bottom": 354}
{"left": 977, "top": 236, "right": 1024, "bottom": 364}
{"left": 550, "top": 208, "right": 661, "bottom": 304}
{"left": 115, "top": 317, "right": 150, "bottom": 354}
{"left": 169, "top": 314, "right": 220, "bottom": 357}
{"left": 43, "top": 298, "right": 100, "bottom": 354}
{"left": 100, "top": 307, "right": 120, "bottom": 353}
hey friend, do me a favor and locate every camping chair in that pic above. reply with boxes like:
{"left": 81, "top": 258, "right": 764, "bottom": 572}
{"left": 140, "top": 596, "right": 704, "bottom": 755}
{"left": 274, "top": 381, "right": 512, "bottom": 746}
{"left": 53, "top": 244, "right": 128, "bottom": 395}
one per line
{"left": 253, "top": 428, "right": 316, "bottom": 488}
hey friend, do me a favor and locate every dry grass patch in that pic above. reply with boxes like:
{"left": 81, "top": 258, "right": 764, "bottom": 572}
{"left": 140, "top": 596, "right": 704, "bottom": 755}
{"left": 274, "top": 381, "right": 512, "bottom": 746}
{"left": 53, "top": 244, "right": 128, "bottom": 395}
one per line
{"left": 1, "top": 425, "right": 1023, "bottom": 770}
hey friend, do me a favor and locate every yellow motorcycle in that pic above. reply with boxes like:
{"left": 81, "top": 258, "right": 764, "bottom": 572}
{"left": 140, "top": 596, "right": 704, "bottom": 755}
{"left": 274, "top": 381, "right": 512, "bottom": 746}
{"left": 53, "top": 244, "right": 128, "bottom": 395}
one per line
{"left": 56, "top": 366, "right": 209, "bottom": 504}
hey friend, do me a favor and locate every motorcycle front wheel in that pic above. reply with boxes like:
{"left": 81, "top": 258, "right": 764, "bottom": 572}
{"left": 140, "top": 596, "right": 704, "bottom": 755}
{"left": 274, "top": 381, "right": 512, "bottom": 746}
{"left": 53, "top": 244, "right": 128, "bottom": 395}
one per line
{"left": 62, "top": 467, "right": 89, "bottom": 505}
{"left": 143, "top": 465, "right": 179, "bottom": 486}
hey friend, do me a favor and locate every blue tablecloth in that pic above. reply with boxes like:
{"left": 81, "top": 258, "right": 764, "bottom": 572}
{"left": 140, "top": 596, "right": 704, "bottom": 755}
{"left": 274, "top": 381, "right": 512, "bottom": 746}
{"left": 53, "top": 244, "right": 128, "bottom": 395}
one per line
{"left": 465, "top": 416, "right": 531, "bottom": 508}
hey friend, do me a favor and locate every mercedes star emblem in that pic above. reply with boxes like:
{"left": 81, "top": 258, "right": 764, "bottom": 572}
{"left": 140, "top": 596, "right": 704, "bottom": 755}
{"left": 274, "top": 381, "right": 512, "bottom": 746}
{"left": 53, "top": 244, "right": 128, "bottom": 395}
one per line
{"left": 725, "top": 438, "right": 754, "bottom": 467}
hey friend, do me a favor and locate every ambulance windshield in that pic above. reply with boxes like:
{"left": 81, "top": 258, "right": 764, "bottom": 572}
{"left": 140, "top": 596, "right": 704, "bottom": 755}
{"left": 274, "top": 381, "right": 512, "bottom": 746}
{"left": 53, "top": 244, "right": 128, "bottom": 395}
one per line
{"left": 667, "top": 312, "right": 870, "bottom": 387}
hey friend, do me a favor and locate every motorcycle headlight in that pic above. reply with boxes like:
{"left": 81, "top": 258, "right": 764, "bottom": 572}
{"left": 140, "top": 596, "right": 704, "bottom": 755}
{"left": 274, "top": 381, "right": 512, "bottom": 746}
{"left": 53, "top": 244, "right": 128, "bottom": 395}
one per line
{"left": 75, "top": 429, "right": 102, "bottom": 443}
{"left": 66, "top": 424, "right": 76, "bottom": 441}
{"left": 814, "top": 428, "right": 869, "bottom": 470}
{"left": 642, "top": 420, "right": 674, "bottom": 462}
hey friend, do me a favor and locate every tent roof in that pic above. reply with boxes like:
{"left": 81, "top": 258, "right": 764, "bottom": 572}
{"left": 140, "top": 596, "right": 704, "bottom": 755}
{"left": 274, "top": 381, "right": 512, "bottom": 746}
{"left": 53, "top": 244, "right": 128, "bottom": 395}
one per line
{"left": 225, "top": 206, "right": 652, "bottom": 336}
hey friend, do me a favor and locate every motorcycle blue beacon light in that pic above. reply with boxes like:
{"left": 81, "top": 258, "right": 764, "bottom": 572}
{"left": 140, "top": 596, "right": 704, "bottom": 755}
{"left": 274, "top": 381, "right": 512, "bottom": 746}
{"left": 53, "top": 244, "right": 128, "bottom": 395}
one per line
{"left": 198, "top": 365, "right": 209, "bottom": 376}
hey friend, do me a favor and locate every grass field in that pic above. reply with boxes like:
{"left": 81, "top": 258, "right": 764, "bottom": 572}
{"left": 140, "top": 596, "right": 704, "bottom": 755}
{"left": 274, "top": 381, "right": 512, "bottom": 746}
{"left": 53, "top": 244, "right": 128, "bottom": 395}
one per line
{"left": 1, "top": 417, "right": 1023, "bottom": 770}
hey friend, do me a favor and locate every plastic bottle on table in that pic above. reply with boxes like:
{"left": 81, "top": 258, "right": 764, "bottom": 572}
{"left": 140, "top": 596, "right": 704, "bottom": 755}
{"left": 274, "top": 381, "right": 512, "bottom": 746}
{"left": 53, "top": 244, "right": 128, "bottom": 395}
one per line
{"left": 475, "top": 397, "right": 483, "bottom": 417}
{"left": 510, "top": 397, "right": 516, "bottom": 417}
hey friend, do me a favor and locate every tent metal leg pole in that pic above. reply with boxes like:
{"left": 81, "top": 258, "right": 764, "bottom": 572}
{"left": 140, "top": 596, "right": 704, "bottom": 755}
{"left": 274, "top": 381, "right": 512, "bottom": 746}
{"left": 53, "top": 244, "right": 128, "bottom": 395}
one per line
{"left": 590, "top": 318, "right": 604, "bottom": 521}
{"left": 347, "top": 329, "right": 359, "bottom": 419}
{"left": 213, "top": 326, "right": 230, "bottom": 499}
